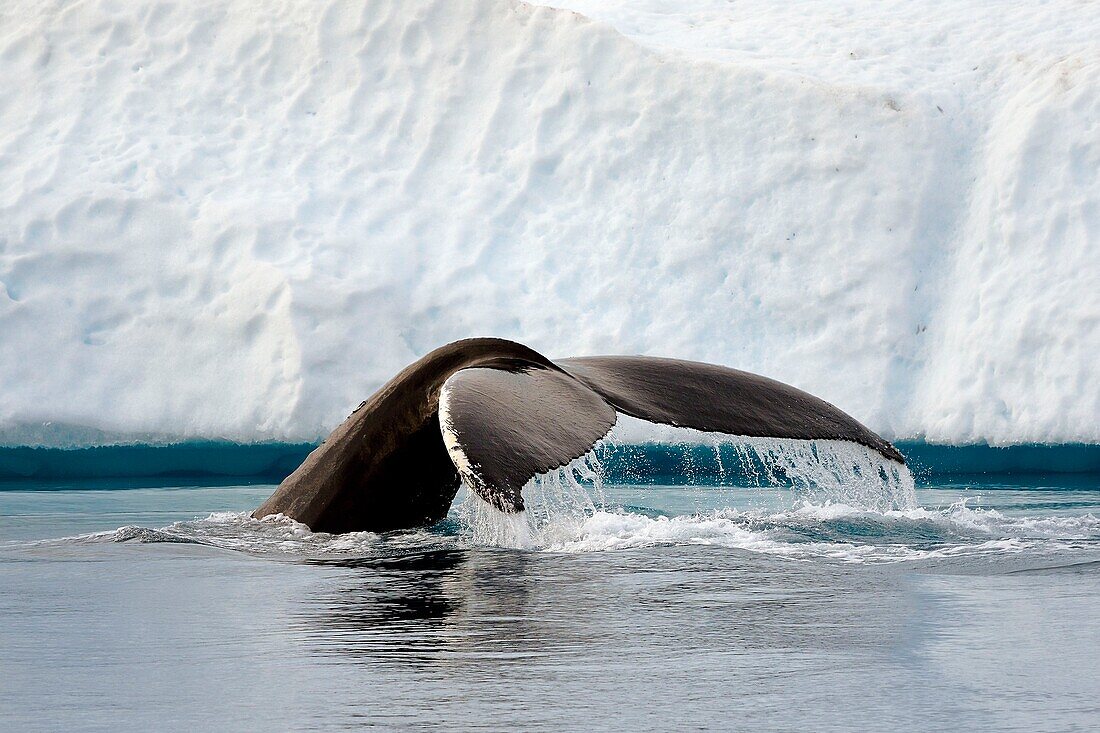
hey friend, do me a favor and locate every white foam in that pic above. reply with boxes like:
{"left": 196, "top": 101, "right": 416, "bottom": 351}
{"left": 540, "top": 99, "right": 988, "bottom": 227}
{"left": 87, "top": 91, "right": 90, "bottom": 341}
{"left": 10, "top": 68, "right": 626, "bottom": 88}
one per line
{"left": 26, "top": 496, "right": 1100, "bottom": 565}
{"left": 464, "top": 502, "right": 1100, "bottom": 562}
{"left": 62, "top": 510, "right": 397, "bottom": 558}
{"left": 455, "top": 449, "right": 609, "bottom": 549}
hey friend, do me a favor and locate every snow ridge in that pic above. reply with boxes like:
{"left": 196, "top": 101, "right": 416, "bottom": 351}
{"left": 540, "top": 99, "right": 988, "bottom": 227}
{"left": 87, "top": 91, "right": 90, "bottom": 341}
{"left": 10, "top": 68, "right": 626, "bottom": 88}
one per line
{"left": 0, "top": 0, "right": 1096, "bottom": 447}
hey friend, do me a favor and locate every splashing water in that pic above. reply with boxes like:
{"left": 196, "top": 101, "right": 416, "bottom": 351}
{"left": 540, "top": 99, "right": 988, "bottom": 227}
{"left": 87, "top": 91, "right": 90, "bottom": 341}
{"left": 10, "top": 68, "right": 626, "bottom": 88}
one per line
{"left": 459, "top": 414, "right": 917, "bottom": 549}
{"left": 457, "top": 452, "right": 608, "bottom": 549}
{"left": 720, "top": 436, "right": 916, "bottom": 511}
{"left": 601, "top": 413, "right": 916, "bottom": 508}
{"left": 29, "top": 415, "right": 1083, "bottom": 566}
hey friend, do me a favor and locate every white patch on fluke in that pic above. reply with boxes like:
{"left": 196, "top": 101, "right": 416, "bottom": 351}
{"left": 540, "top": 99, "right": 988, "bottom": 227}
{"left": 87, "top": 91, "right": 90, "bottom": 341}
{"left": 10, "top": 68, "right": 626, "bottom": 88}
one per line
{"left": 438, "top": 371, "right": 619, "bottom": 510}
{"left": 437, "top": 377, "right": 499, "bottom": 500}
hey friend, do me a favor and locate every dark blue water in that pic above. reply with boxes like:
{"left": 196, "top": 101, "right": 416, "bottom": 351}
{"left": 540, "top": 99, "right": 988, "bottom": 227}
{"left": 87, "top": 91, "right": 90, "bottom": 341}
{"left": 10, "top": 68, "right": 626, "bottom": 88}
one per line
{"left": 2, "top": 470, "right": 1099, "bottom": 732}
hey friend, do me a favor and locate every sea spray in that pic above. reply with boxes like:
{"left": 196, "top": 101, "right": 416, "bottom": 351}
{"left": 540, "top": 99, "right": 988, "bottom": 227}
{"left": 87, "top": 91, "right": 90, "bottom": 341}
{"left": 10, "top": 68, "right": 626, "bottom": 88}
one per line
{"left": 728, "top": 437, "right": 916, "bottom": 511}
{"left": 599, "top": 414, "right": 917, "bottom": 511}
{"left": 457, "top": 452, "right": 608, "bottom": 549}
{"left": 457, "top": 415, "right": 917, "bottom": 549}
{"left": 21, "top": 489, "right": 1099, "bottom": 564}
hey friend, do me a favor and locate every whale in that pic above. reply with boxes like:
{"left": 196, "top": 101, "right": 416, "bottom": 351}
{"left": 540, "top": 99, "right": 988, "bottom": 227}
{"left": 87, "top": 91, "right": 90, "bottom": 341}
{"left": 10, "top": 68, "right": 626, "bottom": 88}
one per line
{"left": 253, "top": 338, "right": 904, "bottom": 533}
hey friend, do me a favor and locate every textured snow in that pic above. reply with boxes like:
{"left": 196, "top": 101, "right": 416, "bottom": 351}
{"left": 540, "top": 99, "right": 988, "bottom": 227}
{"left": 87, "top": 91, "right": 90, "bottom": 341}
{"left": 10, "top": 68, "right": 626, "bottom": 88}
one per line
{"left": 0, "top": 0, "right": 1097, "bottom": 447}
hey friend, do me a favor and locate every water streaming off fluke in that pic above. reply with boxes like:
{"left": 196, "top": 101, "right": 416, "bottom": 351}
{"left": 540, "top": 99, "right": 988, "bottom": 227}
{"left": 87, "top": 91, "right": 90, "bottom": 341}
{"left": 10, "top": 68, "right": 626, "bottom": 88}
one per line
{"left": 458, "top": 414, "right": 916, "bottom": 549}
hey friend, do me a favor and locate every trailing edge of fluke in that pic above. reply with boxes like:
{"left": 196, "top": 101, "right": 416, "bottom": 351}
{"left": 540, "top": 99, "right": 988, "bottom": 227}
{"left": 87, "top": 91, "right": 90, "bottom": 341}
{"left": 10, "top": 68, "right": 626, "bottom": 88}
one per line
{"left": 253, "top": 338, "right": 904, "bottom": 533}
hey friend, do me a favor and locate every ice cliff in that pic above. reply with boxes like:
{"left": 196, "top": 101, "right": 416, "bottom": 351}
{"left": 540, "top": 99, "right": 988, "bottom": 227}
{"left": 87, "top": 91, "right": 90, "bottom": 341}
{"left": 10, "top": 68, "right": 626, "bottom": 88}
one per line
{"left": 1, "top": 0, "right": 1096, "bottom": 447}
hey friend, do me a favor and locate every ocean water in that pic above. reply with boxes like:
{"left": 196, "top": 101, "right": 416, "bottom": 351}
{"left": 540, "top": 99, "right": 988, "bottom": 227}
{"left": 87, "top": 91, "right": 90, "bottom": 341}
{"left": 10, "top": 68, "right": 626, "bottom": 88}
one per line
{"left": 2, "top": 464, "right": 1100, "bottom": 731}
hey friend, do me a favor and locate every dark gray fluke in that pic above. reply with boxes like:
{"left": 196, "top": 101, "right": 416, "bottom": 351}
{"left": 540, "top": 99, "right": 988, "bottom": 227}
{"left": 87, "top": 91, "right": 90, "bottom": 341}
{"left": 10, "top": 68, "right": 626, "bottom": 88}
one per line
{"left": 254, "top": 338, "right": 903, "bottom": 533}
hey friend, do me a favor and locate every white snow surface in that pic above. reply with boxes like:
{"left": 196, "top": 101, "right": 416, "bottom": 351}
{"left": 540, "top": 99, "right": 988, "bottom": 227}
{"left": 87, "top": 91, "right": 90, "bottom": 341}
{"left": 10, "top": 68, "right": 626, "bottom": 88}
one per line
{"left": 0, "top": 0, "right": 1097, "bottom": 447}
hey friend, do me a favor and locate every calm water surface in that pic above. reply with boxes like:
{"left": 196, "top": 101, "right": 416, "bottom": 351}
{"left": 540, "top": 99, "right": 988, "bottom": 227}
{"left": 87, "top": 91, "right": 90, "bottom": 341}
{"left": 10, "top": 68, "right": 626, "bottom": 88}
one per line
{"left": 2, "top": 475, "right": 1099, "bottom": 732}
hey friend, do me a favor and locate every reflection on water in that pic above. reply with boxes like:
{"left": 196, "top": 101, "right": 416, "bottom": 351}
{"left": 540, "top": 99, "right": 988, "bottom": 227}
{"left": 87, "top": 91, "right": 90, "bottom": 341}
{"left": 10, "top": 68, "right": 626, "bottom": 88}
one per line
{"left": 266, "top": 545, "right": 1099, "bottom": 733}
{"left": 297, "top": 550, "right": 581, "bottom": 667}
{"left": 299, "top": 550, "right": 469, "bottom": 661}
{"left": 294, "top": 545, "right": 911, "bottom": 666}
{"left": 2, "top": 476, "right": 1100, "bottom": 732}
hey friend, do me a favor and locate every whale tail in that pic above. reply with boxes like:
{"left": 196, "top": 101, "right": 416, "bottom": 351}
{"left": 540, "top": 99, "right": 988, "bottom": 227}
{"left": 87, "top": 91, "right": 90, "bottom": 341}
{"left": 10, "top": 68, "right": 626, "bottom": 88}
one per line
{"left": 254, "top": 338, "right": 903, "bottom": 533}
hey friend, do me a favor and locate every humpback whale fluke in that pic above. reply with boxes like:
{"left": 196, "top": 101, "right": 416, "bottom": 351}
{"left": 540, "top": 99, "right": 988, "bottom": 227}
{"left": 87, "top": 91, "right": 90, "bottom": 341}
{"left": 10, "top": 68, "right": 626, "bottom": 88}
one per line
{"left": 253, "top": 338, "right": 904, "bottom": 533}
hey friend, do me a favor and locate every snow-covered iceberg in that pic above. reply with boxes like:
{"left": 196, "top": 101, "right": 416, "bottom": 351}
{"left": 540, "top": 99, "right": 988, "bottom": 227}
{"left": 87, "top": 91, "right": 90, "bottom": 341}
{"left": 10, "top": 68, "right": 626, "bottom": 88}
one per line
{"left": 1, "top": 0, "right": 1097, "bottom": 448}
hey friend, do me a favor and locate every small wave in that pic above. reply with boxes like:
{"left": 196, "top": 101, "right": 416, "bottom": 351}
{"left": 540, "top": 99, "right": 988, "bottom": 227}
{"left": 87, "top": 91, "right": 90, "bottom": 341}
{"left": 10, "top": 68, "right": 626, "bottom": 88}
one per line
{"left": 788, "top": 500, "right": 1100, "bottom": 540}
{"left": 28, "top": 512, "right": 409, "bottom": 559}
{"left": 446, "top": 441, "right": 1095, "bottom": 561}
{"left": 20, "top": 496, "right": 1100, "bottom": 566}
{"left": 459, "top": 493, "right": 1100, "bottom": 563}
{"left": 538, "top": 510, "right": 1042, "bottom": 562}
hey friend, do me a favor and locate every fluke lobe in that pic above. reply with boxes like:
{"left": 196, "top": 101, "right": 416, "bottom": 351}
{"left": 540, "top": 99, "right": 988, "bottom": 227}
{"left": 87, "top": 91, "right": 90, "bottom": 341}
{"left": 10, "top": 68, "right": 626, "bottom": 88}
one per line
{"left": 253, "top": 338, "right": 904, "bottom": 533}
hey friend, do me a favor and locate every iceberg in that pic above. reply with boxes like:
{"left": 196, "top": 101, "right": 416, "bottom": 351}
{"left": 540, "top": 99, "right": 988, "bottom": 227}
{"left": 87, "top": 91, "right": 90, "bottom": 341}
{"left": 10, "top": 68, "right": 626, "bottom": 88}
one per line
{"left": 0, "top": 0, "right": 1096, "bottom": 448}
